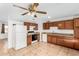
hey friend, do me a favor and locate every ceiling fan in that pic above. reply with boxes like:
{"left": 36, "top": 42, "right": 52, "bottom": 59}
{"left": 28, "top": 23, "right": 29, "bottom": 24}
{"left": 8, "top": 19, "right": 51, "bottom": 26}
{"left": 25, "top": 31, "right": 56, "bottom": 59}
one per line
{"left": 13, "top": 3, "right": 47, "bottom": 18}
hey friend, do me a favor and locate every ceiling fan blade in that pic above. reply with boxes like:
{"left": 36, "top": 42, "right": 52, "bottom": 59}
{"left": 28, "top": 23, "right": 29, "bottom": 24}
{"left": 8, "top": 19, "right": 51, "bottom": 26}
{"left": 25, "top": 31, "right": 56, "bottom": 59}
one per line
{"left": 36, "top": 11, "right": 47, "bottom": 14}
{"left": 21, "top": 12, "right": 29, "bottom": 15}
{"left": 13, "top": 5, "right": 28, "bottom": 10}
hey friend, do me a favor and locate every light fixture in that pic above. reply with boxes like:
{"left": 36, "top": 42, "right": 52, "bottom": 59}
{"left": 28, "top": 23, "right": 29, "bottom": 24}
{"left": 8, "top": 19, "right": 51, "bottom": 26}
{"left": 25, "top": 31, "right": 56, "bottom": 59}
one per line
{"left": 48, "top": 16, "right": 51, "bottom": 18}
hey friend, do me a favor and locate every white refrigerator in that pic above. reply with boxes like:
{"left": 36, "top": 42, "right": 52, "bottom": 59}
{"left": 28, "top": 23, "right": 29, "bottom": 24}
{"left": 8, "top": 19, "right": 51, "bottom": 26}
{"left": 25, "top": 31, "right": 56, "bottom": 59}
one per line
{"left": 13, "top": 24, "right": 27, "bottom": 50}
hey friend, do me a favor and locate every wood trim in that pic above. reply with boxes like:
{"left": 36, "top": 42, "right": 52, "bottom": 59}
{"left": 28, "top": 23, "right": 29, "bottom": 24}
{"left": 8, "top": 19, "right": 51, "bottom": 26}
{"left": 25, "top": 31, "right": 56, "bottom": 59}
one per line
{"left": 1, "top": 24, "right": 5, "bottom": 33}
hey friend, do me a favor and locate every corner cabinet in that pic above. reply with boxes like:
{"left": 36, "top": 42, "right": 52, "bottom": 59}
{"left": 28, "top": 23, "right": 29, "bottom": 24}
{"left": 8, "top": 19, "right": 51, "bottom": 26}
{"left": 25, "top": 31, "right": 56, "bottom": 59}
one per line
{"left": 74, "top": 18, "right": 79, "bottom": 39}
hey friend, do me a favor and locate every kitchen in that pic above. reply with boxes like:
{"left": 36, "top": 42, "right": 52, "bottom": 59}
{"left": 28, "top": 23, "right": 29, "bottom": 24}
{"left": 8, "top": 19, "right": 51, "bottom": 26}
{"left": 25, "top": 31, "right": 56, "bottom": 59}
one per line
{"left": 24, "top": 17, "right": 79, "bottom": 50}
{"left": 0, "top": 3, "right": 79, "bottom": 56}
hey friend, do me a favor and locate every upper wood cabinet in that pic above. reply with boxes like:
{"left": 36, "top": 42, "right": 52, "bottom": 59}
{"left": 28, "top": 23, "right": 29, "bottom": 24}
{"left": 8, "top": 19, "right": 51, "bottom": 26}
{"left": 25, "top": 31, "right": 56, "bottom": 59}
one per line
{"left": 65, "top": 20, "right": 74, "bottom": 29}
{"left": 43, "top": 22, "right": 50, "bottom": 29}
{"left": 57, "top": 21, "right": 65, "bottom": 29}
{"left": 74, "top": 18, "right": 79, "bottom": 27}
{"left": 24, "top": 22, "right": 38, "bottom": 30}
{"left": 49, "top": 22, "right": 58, "bottom": 27}
{"left": 43, "top": 20, "right": 74, "bottom": 29}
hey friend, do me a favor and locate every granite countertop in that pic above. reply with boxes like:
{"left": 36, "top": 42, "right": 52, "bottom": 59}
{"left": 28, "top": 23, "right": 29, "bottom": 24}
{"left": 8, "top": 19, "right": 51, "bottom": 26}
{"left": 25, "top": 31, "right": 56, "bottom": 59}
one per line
{"left": 42, "top": 32, "right": 74, "bottom": 38}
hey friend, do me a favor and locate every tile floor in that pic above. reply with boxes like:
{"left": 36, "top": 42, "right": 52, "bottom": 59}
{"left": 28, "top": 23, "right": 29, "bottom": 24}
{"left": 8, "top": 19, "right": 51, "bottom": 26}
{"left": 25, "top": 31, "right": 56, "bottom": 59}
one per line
{"left": 0, "top": 39, "right": 79, "bottom": 56}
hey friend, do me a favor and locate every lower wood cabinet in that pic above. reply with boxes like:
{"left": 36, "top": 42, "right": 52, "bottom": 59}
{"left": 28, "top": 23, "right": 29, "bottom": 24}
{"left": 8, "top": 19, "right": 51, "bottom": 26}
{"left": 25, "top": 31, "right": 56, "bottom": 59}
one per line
{"left": 56, "top": 36, "right": 64, "bottom": 46}
{"left": 47, "top": 34, "right": 79, "bottom": 49}
{"left": 74, "top": 39, "right": 79, "bottom": 49}
{"left": 63, "top": 38, "right": 74, "bottom": 48}
{"left": 47, "top": 35, "right": 56, "bottom": 44}
{"left": 51, "top": 36, "right": 57, "bottom": 44}
{"left": 47, "top": 35, "right": 52, "bottom": 43}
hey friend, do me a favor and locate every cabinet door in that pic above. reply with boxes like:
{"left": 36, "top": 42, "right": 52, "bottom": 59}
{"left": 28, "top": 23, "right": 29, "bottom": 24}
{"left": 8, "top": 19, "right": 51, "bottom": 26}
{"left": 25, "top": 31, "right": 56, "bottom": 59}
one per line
{"left": 65, "top": 20, "right": 74, "bottom": 29}
{"left": 74, "top": 28, "right": 79, "bottom": 39}
{"left": 49, "top": 22, "right": 55, "bottom": 27}
{"left": 74, "top": 39, "right": 79, "bottom": 49}
{"left": 47, "top": 35, "right": 52, "bottom": 43}
{"left": 74, "top": 18, "right": 79, "bottom": 27}
{"left": 56, "top": 36, "right": 64, "bottom": 45}
{"left": 27, "top": 35, "right": 32, "bottom": 45}
{"left": 63, "top": 38, "right": 74, "bottom": 48}
{"left": 43, "top": 23, "right": 49, "bottom": 29}
{"left": 57, "top": 21, "right": 65, "bottom": 29}
{"left": 51, "top": 36, "right": 57, "bottom": 44}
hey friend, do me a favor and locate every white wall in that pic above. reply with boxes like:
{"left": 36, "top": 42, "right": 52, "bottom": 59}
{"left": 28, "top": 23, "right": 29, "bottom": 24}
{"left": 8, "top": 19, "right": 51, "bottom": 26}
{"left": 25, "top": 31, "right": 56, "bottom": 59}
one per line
{"left": 8, "top": 20, "right": 14, "bottom": 48}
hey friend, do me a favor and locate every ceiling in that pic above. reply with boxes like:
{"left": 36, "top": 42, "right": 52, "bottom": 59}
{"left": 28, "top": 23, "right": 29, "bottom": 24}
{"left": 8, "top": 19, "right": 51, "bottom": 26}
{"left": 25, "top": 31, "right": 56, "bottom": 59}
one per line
{"left": 0, "top": 3, "right": 79, "bottom": 24}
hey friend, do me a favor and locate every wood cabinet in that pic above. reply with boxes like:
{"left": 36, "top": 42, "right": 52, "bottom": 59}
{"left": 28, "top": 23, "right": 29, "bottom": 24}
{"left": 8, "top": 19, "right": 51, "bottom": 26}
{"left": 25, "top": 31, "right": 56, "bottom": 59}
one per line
{"left": 56, "top": 36, "right": 64, "bottom": 46}
{"left": 65, "top": 20, "right": 74, "bottom": 29}
{"left": 47, "top": 34, "right": 77, "bottom": 49}
{"left": 63, "top": 37, "right": 74, "bottom": 48}
{"left": 47, "top": 35, "right": 52, "bottom": 43}
{"left": 27, "top": 35, "right": 32, "bottom": 45}
{"left": 74, "top": 39, "right": 79, "bottom": 49}
{"left": 51, "top": 35, "right": 57, "bottom": 44}
{"left": 43, "top": 20, "right": 74, "bottom": 29}
{"left": 24, "top": 22, "right": 38, "bottom": 30}
{"left": 47, "top": 35, "right": 56, "bottom": 44}
{"left": 49, "top": 22, "right": 58, "bottom": 27}
{"left": 57, "top": 21, "right": 65, "bottom": 29}
{"left": 43, "top": 22, "right": 49, "bottom": 29}
{"left": 74, "top": 28, "right": 79, "bottom": 39}
{"left": 74, "top": 18, "right": 79, "bottom": 39}
{"left": 74, "top": 18, "right": 79, "bottom": 27}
